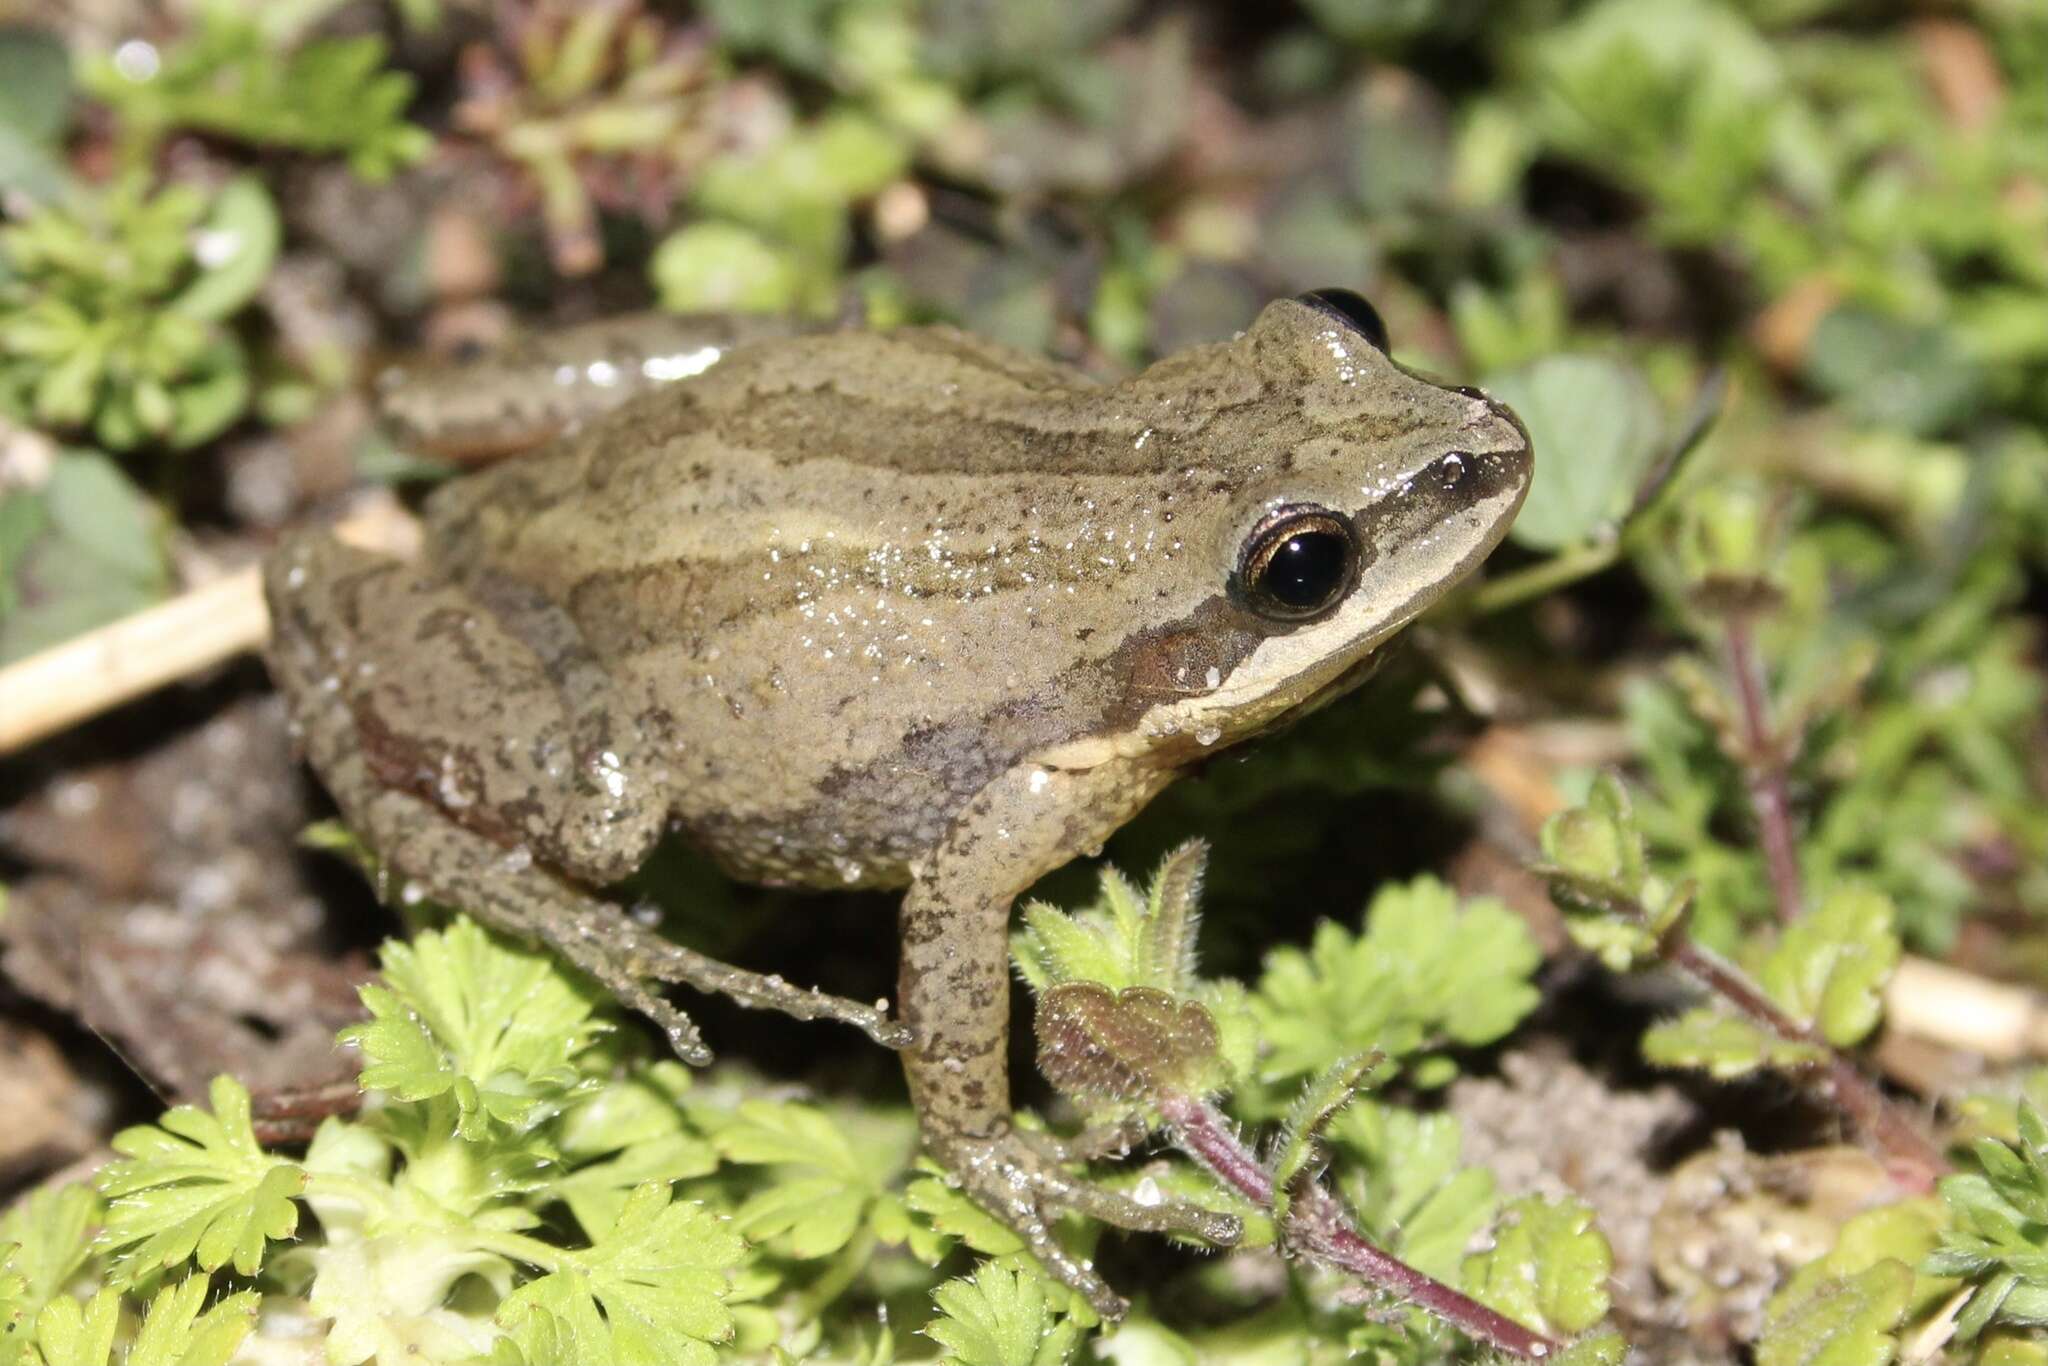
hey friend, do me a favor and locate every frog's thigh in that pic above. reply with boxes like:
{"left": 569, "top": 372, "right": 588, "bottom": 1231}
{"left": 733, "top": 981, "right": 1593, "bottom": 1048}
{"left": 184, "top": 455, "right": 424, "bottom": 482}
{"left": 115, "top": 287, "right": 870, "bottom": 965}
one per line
{"left": 898, "top": 757, "right": 1174, "bottom": 1139}
{"left": 265, "top": 532, "right": 662, "bottom": 884}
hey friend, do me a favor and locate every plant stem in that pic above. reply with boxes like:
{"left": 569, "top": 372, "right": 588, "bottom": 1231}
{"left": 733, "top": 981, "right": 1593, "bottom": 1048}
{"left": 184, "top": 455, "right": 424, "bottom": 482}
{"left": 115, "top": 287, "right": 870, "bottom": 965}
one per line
{"left": 1157, "top": 1094, "right": 1563, "bottom": 1360}
{"left": 1457, "top": 540, "right": 1622, "bottom": 620}
{"left": 1665, "top": 936, "right": 1946, "bottom": 1191}
{"left": 1723, "top": 615, "right": 1804, "bottom": 923}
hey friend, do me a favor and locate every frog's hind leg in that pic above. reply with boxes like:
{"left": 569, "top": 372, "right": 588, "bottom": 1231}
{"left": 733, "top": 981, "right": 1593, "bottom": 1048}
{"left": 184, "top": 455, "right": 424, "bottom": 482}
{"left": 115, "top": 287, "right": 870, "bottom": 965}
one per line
{"left": 264, "top": 531, "right": 908, "bottom": 1062}
{"left": 326, "top": 779, "right": 907, "bottom": 1066}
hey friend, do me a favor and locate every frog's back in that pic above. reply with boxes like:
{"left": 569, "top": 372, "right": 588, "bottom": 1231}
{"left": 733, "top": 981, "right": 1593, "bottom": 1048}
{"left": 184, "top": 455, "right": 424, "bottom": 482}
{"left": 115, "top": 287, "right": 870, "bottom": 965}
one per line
{"left": 418, "top": 324, "right": 1272, "bottom": 889}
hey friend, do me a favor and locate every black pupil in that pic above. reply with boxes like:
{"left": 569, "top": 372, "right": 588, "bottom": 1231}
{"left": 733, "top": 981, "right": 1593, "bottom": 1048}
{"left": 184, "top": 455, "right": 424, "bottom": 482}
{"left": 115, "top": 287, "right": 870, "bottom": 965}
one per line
{"left": 1259, "top": 528, "right": 1349, "bottom": 611}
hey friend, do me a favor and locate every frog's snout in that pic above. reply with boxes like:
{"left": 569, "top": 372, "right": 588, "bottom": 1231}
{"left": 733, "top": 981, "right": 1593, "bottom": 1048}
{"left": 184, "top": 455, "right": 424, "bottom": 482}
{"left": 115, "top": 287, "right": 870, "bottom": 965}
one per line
{"left": 1454, "top": 384, "right": 1535, "bottom": 498}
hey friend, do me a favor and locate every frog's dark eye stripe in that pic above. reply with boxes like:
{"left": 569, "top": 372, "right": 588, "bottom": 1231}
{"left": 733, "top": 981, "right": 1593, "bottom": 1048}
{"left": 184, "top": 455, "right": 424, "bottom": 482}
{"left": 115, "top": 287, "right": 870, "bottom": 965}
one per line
{"left": 1234, "top": 505, "right": 1360, "bottom": 622}
{"left": 1296, "top": 288, "right": 1390, "bottom": 353}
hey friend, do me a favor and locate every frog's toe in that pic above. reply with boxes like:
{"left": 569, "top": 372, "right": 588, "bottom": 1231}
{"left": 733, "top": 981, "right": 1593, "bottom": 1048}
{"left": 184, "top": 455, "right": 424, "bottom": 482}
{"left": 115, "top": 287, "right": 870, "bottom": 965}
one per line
{"left": 939, "top": 1129, "right": 1246, "bottom": 1319}
{"left": 601, "top": 972, "right": 715, "bottom": 1067}
{"left": 952, "top": 1158, "right": 1128, "bottom": 1320}
{"left": 1053, "top": 1177, "right": 1244, "bottom": 1247}
{"left": 595, "top": 910, "right": 912, "bottom": 1049}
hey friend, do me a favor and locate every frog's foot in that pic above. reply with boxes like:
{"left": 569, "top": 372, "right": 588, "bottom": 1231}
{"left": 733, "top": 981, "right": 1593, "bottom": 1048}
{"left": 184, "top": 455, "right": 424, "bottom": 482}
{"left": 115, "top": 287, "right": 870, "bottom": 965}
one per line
{"left": 932, "top": 1127, "right": 1244, "bottom": 1319}
{"left": 1017, "top": 1116, "right": 1151, "bottom": 1164}
{"left": 551, "top": 901, "right": 913, "bottom": 1051}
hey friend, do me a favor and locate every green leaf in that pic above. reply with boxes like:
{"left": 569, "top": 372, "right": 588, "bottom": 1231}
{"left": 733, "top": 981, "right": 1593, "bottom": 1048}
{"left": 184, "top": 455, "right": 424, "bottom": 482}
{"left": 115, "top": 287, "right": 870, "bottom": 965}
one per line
{"left": 1757, "top": 1259, "right": 1913, "bottom": 1366}
{"left": 1930, "top": 1106, "right": 2048, "bottom": 1339}
{"left": 651, "top": 223, "right": 805, "bottom": 315}
{"left": 0, "top": 452, "right": 170, "bottom": 664}
{"left": 1461, "top": 1195, "right": 1613, "bottom": 1338}
{"left": 497, "top": 1182, "right": 742, "bottom": 1366}
{"left": 1805, "top": 307, "right": 1983, "bottom": 438}
{"left": 925, "top": 1263, "right": 1080, "bottom": 1366}
{"left": 1641, "top": 1007, "right": 1826, "bottom": 1078}
{"left": 95, "top": 1075, "right": 307, "bottom": 1285}
{"left": 1553, "top": 1331, "right": 1630, "bottom": 1366}
{"left": 125, "top": 1276, "right": 261, "bottom": 1366}
{"left": 1484, "top": 355, "right": 1663, "bottom": 552}
{"left": 1253, "top": 876, "right": 1540, "bottom": 1086}
{"left": 1269, "top": 1054, "right": 1385, "bottom": 1200}
{"left": 342, "top": 916, "right": 606, "bottom": 1138}
{"left": 1013, "top": 845, "right": 1212, "bottom": 998}
{"left": 0, "top": 1245, "right": 27, "bottom": 1362}
{"left": 904, "top": 1173, "right": 1027, "bottom": 1259}
{"left": 1132, "top": 840, "right": 1207, "bottom": 993}
{"left": 1330, "top": 1101, "right": 1497, "bottom": 1283}
{"left": 1758, "top": 885, "right": 1900, "bottom": 1047}
{"left": 0, "top": 28, "right": 72, "bottom": 145}
{"left": 30, "top": 1288, "right": 120, "bottom": 1366}
{"left": 0, "top": 1184, "right": 97, "bottom": 1328}
{"left": 169, "top": 177, "right": 280, "bottom": 322}
{"left": 714, "top": 1099, "right": 903, "bottom": 1259}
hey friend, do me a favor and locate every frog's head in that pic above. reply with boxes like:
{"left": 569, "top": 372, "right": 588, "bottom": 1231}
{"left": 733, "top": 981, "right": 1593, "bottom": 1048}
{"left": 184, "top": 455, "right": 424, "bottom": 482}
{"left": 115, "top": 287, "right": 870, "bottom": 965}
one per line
{"left": 1097, "top": 289, "right": 1532, "bottom": 760}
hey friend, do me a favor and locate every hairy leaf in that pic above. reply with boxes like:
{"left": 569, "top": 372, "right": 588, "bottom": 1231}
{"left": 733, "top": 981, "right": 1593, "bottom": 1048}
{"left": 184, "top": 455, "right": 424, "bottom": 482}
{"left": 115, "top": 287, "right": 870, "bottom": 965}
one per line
{"left": 1461, "top": 1195, "right": 1613, "bottom": 1338}
{"left": 1757, "top": 1260, "right": 1913, "bottom": 1366}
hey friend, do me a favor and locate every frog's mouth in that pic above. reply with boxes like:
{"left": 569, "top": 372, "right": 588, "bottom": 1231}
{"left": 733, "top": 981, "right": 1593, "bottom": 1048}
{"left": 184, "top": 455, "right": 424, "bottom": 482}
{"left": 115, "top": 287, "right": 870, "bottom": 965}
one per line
{"left": 1251, "top": 640, "right": 1395, "bottom": 739}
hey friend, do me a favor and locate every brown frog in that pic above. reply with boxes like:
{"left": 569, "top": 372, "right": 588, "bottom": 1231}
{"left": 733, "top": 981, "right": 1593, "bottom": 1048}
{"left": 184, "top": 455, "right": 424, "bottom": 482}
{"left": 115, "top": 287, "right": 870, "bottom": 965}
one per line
{"left": 264, "top": 290, "right": 1533, "bottom": 1313}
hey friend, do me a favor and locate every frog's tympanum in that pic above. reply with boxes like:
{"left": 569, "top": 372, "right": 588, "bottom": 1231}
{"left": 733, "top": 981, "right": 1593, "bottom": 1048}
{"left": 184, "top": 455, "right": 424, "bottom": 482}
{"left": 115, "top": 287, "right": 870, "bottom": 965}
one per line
{"left": 264, "top": 291, "right": 1532, "bottom": 1313}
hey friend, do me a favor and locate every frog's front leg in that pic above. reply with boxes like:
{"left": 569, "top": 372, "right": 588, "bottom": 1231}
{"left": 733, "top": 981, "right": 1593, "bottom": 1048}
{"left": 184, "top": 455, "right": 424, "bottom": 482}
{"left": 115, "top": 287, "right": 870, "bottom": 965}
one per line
{"left": 265, "top": 532, "right": 908, "bottom": 1059}
{"left": 900, "top": 762, "right": 1244, "bottom": 1317}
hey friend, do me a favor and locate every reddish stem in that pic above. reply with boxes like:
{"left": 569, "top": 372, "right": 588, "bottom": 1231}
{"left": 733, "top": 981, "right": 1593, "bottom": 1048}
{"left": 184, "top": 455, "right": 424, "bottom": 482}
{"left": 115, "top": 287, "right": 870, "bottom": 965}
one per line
{"left": 1666, "top": 937, "right": 1946, "bottom": 1191}
{"left": 1158, "top": 1094, "right": 1564, "bottom": 1359}
{"left": 1724, "top": 616, "right": 1804, "bottom": 924}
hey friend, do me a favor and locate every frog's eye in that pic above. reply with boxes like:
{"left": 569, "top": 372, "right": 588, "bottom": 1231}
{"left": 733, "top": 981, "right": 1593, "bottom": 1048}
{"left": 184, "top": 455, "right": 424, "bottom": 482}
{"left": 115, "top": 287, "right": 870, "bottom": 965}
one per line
{"left": 1297, "top": 288, "right": 1390, "bottom": 352}
{"left": 1235, "top": 506, "right": 1360, "bottom": 622}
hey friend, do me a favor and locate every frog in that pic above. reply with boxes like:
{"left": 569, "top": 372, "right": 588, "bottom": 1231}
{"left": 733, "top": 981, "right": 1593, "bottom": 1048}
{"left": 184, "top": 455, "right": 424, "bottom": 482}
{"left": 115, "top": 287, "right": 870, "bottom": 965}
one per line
{"left": 262, "top": 289, "right": 1533, "bottom": 1315}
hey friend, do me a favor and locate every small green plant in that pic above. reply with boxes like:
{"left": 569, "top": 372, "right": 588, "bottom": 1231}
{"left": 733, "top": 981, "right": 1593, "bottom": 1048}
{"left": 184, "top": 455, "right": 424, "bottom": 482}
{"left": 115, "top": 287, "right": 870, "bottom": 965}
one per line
{"left": 1016, "top": 843, "right": 1616, "bottom": 1359}
{"left": 0, "top": 913, "right": 1136, "bottom": 1364}
{"left": 1931, "top": 1104, "right": 2048, "bottom": 1345}
{"left": 453, "top": 0, "right": 710, "bottom": 276}
{"left": 0, "top": 176, "right": 276, "bottom": 451}
{"left": 80, "top": 0, "right": 429, "bottom": 180}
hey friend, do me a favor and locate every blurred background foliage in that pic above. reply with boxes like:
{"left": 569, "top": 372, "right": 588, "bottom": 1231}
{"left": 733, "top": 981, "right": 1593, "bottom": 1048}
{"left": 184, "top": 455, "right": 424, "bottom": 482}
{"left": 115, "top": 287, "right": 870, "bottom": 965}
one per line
{"left": 0, "top": 0, "right": 2045, "bottom": 1361}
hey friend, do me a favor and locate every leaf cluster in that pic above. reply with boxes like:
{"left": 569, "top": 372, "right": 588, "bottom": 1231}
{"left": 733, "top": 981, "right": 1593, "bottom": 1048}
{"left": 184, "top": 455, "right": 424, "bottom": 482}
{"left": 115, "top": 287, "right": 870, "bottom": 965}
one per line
{"left": 1250, "top": 875, "right": 1542, "bottom": 1095}
{"left": 80, "top": 0, "right": 428, "bottom": 180}
{"left": 0, "top": 178, "right": 276, "bottom": 451}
